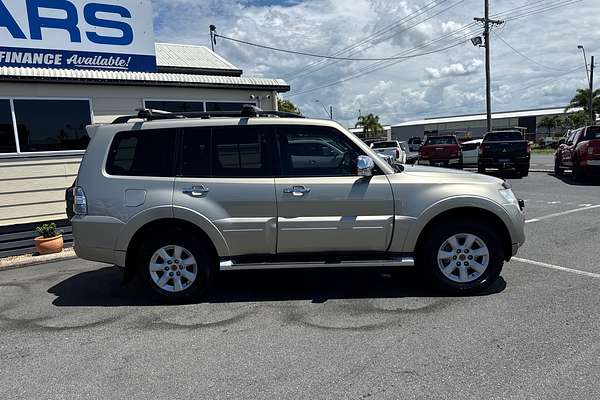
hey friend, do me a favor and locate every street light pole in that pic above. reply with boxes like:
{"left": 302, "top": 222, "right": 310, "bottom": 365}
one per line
{"left": 578, "top": 45, "right": 595, "bottom": 125}
{"left": 315, "top": 100, "right": 333, "bottom": 120}
{"left": 590, "top": 56, "right": 595, "bottom": 124}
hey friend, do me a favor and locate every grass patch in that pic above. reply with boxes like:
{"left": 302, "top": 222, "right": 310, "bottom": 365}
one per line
{"left": 531, "top": 148, "right": 556, "bottom": 155}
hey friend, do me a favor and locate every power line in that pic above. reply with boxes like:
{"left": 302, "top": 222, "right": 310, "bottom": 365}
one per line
{"left": 494, "top": 33, "right": 577, "bottom": 72}
{"left": 285, "top": 0, "right": 584, "bottom": 98}
{"left": 288, "top": 0, "right": 471, "bottom": 81}
{"left": 215, "top": 32, "right": 470, "bottom": 61}
{"left": 286, "top": 0, "right": 454, "bottom": 78}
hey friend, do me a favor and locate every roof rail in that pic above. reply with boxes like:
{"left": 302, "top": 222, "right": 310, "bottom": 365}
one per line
{"left": 112, "top": 104, "right": 304, "bottom": 124}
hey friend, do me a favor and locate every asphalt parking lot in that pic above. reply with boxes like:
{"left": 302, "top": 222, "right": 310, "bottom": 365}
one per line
{"left": 1, "top": 171, "right": 599, "bottom": 399}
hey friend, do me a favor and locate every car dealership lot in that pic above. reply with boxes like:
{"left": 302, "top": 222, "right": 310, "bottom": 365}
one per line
{"left": 1, "top": 173, "right": 599, "bottom": 399}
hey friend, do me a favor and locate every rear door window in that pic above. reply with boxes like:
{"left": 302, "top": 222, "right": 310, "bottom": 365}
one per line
{"left": 106, "top": 129, "right": 176, "bottom": 177}
{"left": 181, "top": 127, "right": 211, "bottom": 177}
{"left": 211, "top": 126, "right": 274, "bottom": 177}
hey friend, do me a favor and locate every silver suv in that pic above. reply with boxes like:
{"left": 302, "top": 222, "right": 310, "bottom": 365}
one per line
{"left": 69, "top": 107, "right": 525, "bottom": 302}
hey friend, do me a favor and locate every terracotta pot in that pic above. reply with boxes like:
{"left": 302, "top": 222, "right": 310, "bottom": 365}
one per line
{"left": 34, "top": 235, "right": 64, "bottom": 255}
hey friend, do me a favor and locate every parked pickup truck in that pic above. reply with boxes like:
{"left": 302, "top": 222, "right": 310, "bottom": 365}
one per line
{"left": 371, "top": 141, "right": 407, "bottom": 163}
{"left": 419, "top": 135, "right": 463, "bottom": 168}
{"left": 555, "top": 125, "right": 600, "bottom": 181}
{"left": 478, "top": 131, "right": 530, "bottom": 177}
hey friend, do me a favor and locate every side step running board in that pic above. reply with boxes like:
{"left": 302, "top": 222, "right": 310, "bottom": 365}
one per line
{"left": 220, "top": 257, "right": 415, "bottom": 271}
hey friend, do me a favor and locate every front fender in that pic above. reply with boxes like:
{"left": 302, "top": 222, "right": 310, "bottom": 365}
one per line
{"left": 400, "top": 196, "right": 514, "bottom": 253}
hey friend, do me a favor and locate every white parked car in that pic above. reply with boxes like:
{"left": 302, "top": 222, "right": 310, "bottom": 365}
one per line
{"left": 370, "top": 141, "right": 407, "bottom": 163}
{"left": 461, "top": 139, "right": 483, "bottom": 166}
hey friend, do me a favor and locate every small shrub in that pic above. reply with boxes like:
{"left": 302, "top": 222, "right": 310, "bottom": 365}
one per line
{"left": 36, "top": 223, "right": 63, "bottom": 239}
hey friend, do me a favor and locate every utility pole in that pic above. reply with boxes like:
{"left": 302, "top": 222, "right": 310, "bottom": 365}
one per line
{"left": 475, "top": 1, "right": 504, "bottom": 133}
{"left": 330, "top": 105, "right": 334, "bottom": 121}
{"left": 590, "top": 56, "right": 595, "bottom": 124}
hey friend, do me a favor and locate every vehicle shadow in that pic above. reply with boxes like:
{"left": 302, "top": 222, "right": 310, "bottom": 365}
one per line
{"left": 551, "top": 172, "right": 600, "bottom": 186}
{"left": 48, "top": 266, "right": 507, "bottom": 307}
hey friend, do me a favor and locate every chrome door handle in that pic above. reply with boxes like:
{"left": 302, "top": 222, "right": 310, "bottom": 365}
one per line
{"left": 283, "top": 185, "right": 311, "bottom": 197}
{"left": 183, "top": 185, "right": 210, "bottom": 197}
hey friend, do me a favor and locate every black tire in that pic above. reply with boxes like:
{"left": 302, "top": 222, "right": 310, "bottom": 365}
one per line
{"left": 519, "top": 166, "right": 529, "bottom": 177}
{"left": 419, "top": 220, "right": 504, "bottom": 295}
{"left": 554, "top": 158, "right": 563, "bottom": 176}
{"left": 136, "top": 230, "right": 214, "bottom": 303}
{"left": 572, "top": 161, "right": 585, "bottom": 182}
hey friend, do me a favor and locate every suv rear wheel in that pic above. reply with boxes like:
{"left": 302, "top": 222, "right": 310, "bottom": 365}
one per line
{"left": 136, "top": 231, "right": 213, "bottom": 302}
{"left": 421, "top": 221, "right": 504, "bottom": 294}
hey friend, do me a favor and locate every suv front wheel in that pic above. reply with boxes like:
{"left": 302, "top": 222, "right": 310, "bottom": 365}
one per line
{"left": 421, "top": 221, "right": 504, "bottom": 294}
{"left": 136, "top": 231, "right": 213, "bottom": 302}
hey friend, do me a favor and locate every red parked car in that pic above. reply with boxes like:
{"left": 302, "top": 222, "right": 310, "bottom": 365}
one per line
{"left": 419, "top": 135, "right": 463, "bottom": 168}
{"left": 555, "top": 126, "right": 600, "bottom": 181}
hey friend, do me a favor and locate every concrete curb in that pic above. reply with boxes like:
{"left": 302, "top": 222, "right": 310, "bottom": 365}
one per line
{"left": 0, "top": 248, "right": 78, "bottom": 272}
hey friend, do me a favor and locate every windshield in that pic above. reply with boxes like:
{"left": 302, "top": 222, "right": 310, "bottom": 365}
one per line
{"left": 425, "top": 137, "right": 456, "bottom": 145}
{"left": 585, "top": 126, "right": 600, "bottom": 140}
{"left": 484, "top": 131, "right": 523, "bottom": 141}
{"left": 371, "top": 141, "right": 397, "bottom": 149}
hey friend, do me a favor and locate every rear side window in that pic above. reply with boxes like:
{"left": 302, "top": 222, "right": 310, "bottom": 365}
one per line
{"left": 211, "top": 126, "right": 274, "bottom": 177}
{"left": 484, "top": 131, "right": 523, "bottom": 141}
{"left": 371, "top": 141, "right": 398, "bottom": 149}
{"left": 584, "top": 127, "right": 600, "bottom": 140}
{"left": 425, "top": 137, "right": 457, "bottom": 145}
{"left": 462, "top": 143, "right": 480, "bottom": 151}
{"left": 106, "top": 129, "right": 176, "bottom": 177}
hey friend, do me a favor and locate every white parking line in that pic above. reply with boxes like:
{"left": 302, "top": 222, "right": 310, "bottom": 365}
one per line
{"left": 525, "top": 204, "right": 600, "bottom": 224}
{"left": 513, "top": 257, "right": 600, "bottom": 279}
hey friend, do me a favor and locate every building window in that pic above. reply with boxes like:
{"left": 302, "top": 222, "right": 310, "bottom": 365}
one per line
{"left": 145, "top": 100, "right": 205, "bottom": 113}
{"left": 0, "top": 100, "right": 16, "bottom": 153}
{"left": 106, "top": 129, "right": 176, "bottom": 177}
{"left": 13, "top": 99, "right": 91, "bottom": 153}
{"left": 206, "top": 102, "right": 250, "bottom": 112}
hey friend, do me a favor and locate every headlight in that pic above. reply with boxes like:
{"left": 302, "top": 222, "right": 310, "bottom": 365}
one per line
{"left": 499, "top": 188, "right": 518, "bottom": 205}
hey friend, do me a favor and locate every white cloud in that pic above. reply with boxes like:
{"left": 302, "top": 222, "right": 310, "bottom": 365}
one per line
{"left": 425, "top": 59, "right": 483, "bottom": 79}
{"left": 150, "top": 0, "right": 599, "bottom": 127}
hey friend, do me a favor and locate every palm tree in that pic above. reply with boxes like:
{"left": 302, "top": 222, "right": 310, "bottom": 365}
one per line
{"left": 355, "top": 114, "right": 383, "bottom": 138}
{"left": 565, "top": 88, "right": 600, "bottom": 123}
{"left": 538, "top": 115, "right": 561, "bottom": 135}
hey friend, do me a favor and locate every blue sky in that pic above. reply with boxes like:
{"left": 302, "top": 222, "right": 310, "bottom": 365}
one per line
{"left": 150, "top": 0, "right": 600, "bottom": 127}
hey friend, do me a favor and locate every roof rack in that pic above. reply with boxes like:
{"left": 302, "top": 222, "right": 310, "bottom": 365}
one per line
{"left": 112, "top": 104, "right": 304, "bottom": 124}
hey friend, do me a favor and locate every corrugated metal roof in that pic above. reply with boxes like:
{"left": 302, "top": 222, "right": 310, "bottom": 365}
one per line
{"left": 0, "top": 66, "right": 290, "bottom": 91}
{"left": 155, "top": 43, "right": 240, "bottom": 72}
{"left": 392, "top": 107, "right": 579, "bottom": 127}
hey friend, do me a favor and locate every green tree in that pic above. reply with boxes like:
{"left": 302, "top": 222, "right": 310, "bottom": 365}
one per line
{"left": 538, "top": 115, "right": 561, "bottom": 135}
{"left": 562, "top": 110, "right": 588, "bottom": 130}
{"left": 277, "top": 99, "right": 301, "bottom": 115}
{"left": 565, "top": 88, "right": 600, "bottom": 123}
{"left": 355, "top": 114, "right": 383, "bottom": 138}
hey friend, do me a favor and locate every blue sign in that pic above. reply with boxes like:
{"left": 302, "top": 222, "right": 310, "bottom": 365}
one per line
{"left": 0, "top": 0, "right": 156, "bottom": 72}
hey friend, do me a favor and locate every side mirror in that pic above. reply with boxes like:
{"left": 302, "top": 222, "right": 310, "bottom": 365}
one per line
{"left": 357, "top": 155, "right": 375, "bottom": 177}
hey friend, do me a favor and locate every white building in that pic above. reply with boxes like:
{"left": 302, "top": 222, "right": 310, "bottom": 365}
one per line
{"left": 391, "top": 107, "right": 576, "bottom": 142}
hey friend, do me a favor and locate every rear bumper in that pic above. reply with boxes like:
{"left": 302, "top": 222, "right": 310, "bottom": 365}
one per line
{"left": 419, "top": 157, "right": 461, "bottom": 166}
{"left": 479, "top": 157, "right": 529, "bottom": 169}
{"left": 72, "top": 215, "right": 126, "bottom": 267}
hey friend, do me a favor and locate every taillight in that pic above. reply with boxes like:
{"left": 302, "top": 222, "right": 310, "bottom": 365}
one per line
{"left": 589, "top": 147, "right": 594, "bottom": 155}
{"left": 73, "top": 186, "right": 88, "bottom": 216}
{"left": 479, "top": 145, "right": 484, "bottom": 156}
{"left": 527, "top": 143, "right": 532, "bottom": 154}
{"left": 396, "top": 150, "right": 400, "bottom": 159}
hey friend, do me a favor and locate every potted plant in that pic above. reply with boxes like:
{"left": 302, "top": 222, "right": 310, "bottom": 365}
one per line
{"left": 34, "top": 223, "right": 64, "bottom": 255}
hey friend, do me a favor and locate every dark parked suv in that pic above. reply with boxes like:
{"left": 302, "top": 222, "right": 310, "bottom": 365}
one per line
{"left": 478, "top": 131, "right": 530, "bottom": 177}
